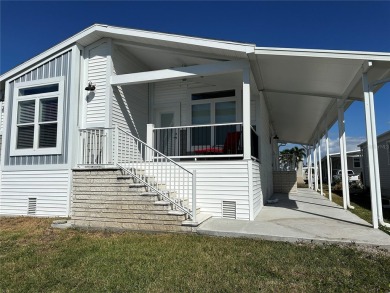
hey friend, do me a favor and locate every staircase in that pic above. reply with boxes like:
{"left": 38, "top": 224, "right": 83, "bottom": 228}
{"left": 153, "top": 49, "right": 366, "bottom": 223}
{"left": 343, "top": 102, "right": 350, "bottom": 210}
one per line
{"left": 74, "top": 126, "right": 208, "bottom": 232}
{"left": 71, "top": 169, "right": 196, "bottom": 232}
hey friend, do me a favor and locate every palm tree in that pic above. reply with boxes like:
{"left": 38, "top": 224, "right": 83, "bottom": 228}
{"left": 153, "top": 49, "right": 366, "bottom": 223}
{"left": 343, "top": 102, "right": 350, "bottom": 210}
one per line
{"left": 290, "top": 147, "right": 306, "bottom": 163}
{"left": 279, "top": 147, "right": 306, "bottom": 170}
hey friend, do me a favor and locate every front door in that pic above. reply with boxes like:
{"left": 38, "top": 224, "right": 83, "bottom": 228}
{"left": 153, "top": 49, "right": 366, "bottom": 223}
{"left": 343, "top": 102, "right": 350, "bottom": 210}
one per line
{"left": 156, "top": 107, "right": 180, "bottom": 156}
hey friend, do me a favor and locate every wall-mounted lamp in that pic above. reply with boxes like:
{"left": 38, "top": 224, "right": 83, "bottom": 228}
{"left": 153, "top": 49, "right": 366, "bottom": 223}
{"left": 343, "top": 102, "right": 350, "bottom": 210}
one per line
{"left": 273, "top": 135, "right": 279, "bottom": 140}
{"left": 85, "top": 81, "right": 96, "bottom": 91}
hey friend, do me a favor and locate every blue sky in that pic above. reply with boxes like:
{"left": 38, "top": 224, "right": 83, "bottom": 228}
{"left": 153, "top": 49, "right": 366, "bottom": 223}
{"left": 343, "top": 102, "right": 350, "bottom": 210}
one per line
{"left": 1, "top": 1, "right": 389, "bottom": 153}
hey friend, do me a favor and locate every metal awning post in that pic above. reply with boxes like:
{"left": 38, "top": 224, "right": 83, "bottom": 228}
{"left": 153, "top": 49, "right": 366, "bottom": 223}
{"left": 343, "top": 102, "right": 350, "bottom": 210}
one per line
{"left": 242, "top": 67, "right": 251, "bottom": 160}
{"left": 308, "top": 147, "right": 312, "bottom": 189}
{"left": 325, "top": 128, "right": 332, "bottom": 201}
{"left": 362, "top": 73, "right": 380, "bottom": 229}
{"left": 337, "top": 100, "right": 348, "bottom": 210}
{"left": 318, "top": 137, "right": 323, "bottom": 196}
{"left": 314, "top": 142, "right": 318, "bottom": 192}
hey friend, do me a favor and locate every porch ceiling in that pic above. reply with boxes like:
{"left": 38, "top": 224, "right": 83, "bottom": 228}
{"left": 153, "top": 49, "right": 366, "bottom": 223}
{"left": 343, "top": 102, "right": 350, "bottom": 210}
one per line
{"left": 254, "top": 50, "right": 390, "bottom": 145}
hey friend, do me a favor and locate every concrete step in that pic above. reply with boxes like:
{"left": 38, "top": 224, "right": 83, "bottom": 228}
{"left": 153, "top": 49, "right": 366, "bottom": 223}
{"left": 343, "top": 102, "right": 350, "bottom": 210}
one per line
{"left": 154, "top": 200, "right": 170, "bottom": 206}
{"left": 182, "top": 212, "right": 213, "bottom": 227}
{"left": 72, "top": 212, "right": 186, "bottom": 222}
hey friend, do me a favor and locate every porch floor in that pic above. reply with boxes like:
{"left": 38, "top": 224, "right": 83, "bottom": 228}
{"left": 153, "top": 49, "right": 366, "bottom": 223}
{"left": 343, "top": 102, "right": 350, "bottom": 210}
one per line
{"left": 197, "top": 188, "right": 390, "bottom": 249}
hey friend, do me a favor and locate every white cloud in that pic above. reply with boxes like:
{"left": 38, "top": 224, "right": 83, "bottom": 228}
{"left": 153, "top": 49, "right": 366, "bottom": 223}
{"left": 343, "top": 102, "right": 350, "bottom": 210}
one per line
{"left": 319, "top": 136, "right": 366, "bottom": 156}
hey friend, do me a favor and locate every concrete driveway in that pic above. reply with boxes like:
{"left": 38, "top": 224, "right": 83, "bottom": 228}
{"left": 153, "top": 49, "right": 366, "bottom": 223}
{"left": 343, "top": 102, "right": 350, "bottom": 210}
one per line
{"left": 198, "top": 188, "right": 390, "bottom": 249}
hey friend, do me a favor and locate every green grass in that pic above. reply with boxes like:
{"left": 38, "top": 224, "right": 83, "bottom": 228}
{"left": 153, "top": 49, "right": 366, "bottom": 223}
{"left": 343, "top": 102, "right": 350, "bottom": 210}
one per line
{"left": 1, "top": 217, "right": 389, "bottom": 292}
{"left": 321, "top": 184, "right": 390, "bottom": 235}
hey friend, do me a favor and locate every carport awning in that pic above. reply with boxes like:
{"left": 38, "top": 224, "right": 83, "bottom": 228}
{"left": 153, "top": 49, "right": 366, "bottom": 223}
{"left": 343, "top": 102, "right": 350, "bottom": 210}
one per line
{"left": 251, "top": 48, "right": 390, "bottom": 145}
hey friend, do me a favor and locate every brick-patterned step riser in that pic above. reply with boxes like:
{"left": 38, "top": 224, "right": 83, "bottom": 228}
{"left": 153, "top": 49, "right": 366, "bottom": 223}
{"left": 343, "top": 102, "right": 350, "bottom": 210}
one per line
{"left": 71, "top": 168, "right": 192, "bottom": 233}
{"left": 70, "top": 219, "right": 194, "bottom": 233}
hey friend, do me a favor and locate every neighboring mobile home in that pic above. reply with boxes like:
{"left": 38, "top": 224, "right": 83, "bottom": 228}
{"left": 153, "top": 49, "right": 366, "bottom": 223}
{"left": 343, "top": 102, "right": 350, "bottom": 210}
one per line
{"left": 320, "top": 150, "right": 363, "bottom": 182}
{"left": 359, "top": 130, "right": 390, "bottom": 198}
{"left": 0, "top": 24, "right": 389, "bottom": 230}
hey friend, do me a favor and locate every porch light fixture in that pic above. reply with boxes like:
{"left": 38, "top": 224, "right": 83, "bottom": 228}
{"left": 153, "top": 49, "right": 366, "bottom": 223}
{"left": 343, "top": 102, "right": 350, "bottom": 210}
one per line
{"left": 85, "top": 81, "right": 96, "bottom": 91}
{"left": 273, "top": 135, "right": 279, "bottom": 140}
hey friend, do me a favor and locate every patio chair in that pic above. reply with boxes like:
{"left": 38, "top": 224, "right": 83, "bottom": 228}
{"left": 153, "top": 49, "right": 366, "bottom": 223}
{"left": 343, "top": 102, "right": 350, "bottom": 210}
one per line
{"left": 194, "top": 131, "right": 242, "bottom": 155}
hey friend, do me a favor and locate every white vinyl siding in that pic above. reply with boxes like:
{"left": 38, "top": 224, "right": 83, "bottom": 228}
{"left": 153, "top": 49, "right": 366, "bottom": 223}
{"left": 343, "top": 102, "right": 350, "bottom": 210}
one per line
{"left": 86, "top": 41, "right": 109, "bottom": 126}
{"left": 0, "top": 170, "right": 70, "bottom": 216}
{"left": 252, "top": 160, "right": 262, "bottom": 217}
{"left": 111, "top": 45, "right": 149, "bottom": 141}
{"left": 179, "top": 161, "right": 250, "bottom": 220}
{"left": 258, "top": 92, "right": 274, "bottom": 203}
{"left": 154, "top": 80, "right": 188, "bottom": 126}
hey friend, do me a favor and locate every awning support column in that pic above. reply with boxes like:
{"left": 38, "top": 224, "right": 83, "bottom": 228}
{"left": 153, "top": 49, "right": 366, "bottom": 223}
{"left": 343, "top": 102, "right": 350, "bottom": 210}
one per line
{"left": 337, "top": 100, "right": 348, "bottom": 210}
{"left": 362, "top": 73, "right": 380, "bottom": 229}
{"left": 314, "top": 142, "right": 318, "bottom": 191}
{"left": 325, "top": 128, "right": 332, "bottom": 201}
{"left": 308, "top": 147, "right": 312, "bottom": 189}
{"left": 242, "top": 67, "right": 251, "bottom": 160}
{"left": 318, "top": 137, "right": 323, "bottom": 196}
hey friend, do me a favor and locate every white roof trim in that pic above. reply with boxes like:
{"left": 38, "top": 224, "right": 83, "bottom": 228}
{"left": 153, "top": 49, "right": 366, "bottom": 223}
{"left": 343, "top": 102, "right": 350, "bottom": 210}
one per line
{"left": 328, "top": 150, "right": 361, "bottom": 157}
{"left": 255, "top": 47, "right": 390, "bottom": 61}
{"left": 1, "top": 24, "right": 255, "bottom": 82}
{"left": 100, "top": 24, "right": 255, "bottom": 51}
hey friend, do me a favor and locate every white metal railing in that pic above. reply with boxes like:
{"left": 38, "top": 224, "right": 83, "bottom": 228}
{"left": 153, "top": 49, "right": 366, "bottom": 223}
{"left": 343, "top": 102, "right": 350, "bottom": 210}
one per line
{"left": 116, "top": 126, "right": 196, "bottom": 220}
{"left": 151, "top": 122, "right": 244, "bottom": 159}
{"left": 78, "top": 128, "right": 113, "bottom": 165}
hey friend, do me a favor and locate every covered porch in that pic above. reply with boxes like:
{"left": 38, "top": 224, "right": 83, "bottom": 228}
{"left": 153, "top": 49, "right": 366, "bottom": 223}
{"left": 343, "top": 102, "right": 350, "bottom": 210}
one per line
{"left": 77, "top": 30, "right": 390, "bottom": 227}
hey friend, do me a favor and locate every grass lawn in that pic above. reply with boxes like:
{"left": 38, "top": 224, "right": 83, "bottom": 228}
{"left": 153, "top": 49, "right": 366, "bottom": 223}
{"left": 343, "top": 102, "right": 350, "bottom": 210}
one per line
{"left": 1, "top": 217, "right": 389, "bottom": 292}
{"left": 322, "top": 184, "right": 390, "bottom": 235}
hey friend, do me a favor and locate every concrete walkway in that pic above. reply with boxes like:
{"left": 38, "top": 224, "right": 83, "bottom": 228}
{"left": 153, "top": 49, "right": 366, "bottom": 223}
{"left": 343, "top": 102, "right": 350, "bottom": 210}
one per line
{"left": 198, "top": 188, "right": 390, "bottom": 249}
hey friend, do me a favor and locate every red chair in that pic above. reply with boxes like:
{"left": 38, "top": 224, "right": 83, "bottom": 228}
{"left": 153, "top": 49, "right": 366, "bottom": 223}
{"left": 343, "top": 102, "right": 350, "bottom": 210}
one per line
{"left": 194, "top": 132, "right": 241, "bottom": 155}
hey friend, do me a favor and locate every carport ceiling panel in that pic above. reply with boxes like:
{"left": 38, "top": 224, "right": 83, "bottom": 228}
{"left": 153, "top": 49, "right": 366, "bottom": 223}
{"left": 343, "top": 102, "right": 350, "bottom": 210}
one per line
{"left": 267, "top": 92, "right": 332, "bottom": 144}
{"left": 258, "top": 55, "right": 362, "bottom": 97}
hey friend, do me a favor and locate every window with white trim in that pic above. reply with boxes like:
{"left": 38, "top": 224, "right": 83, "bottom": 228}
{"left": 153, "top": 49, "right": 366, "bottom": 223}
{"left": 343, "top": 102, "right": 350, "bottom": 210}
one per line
{"left": 353, "top": 157, "right": 361, "bottom": 168}
{"left": 11, "top": 77, "right": 64, "bottom": 156}
{"left": 191, "top": 90, "right": 239, "bottom": 146}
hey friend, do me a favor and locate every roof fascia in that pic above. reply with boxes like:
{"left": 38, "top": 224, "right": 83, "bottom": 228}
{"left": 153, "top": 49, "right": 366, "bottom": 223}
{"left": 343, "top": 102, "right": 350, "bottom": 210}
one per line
{"left": 255, "top": 47, "right": 390, "bottom": 61}
{"left": 100, "top": 25, "right": 256, "bottom": 52}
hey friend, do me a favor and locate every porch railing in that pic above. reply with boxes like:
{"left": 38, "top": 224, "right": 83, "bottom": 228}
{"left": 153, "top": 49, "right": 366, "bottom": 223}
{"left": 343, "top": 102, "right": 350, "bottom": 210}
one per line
{"left": 78, "top": 128, "right": 113, "bottom": 166}
{"left": 116, "top": 126, "right": 196, "bottom": 220}
{"left": 152, "top": 122, "right": 244, "bottom": 159}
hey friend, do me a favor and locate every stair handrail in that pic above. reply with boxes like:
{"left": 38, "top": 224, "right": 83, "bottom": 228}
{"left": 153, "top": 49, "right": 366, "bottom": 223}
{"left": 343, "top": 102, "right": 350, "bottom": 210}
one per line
{"left": 115, "top": 125, "right": 196, "bottom": 221}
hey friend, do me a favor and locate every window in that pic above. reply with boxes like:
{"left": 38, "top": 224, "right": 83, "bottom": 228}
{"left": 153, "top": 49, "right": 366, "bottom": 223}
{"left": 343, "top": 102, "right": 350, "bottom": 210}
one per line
{"left": 11, "top": 77, "right": 64, "bottom": 156}
{"left": 191, "top": 90, "right": 238, "bottom": 146}
{"left": 353, "top": 157, "right": 361, "bottom": 168}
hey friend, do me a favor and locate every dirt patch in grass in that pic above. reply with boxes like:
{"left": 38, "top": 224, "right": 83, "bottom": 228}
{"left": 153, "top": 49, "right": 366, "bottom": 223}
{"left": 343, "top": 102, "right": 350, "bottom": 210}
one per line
{"left": 1, "top": 217, "right": 390, "bottom": 292}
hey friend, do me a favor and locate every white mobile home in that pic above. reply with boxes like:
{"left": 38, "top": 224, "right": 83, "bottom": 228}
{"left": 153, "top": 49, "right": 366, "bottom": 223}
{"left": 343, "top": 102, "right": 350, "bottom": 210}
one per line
{"left": 1, "top": 24, "right": 389, "bottom": 230}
